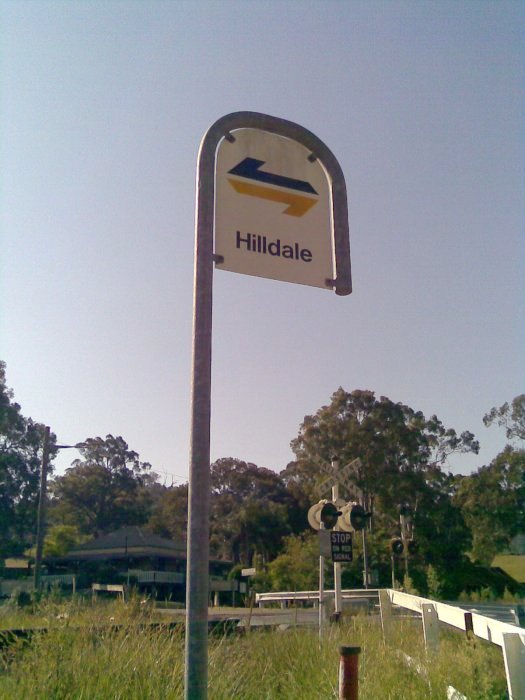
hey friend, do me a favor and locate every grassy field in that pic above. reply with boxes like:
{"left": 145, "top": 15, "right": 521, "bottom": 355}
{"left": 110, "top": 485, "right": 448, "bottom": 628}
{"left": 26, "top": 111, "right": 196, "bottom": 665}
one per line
{"left": 0, "top": 598, "right": 508, "bottom": 699}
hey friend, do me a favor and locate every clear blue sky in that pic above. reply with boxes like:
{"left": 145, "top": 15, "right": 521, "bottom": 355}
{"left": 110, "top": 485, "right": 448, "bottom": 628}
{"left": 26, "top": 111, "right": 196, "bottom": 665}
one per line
{"left": 2, "top": 0, "right": 523, "bottom": 482}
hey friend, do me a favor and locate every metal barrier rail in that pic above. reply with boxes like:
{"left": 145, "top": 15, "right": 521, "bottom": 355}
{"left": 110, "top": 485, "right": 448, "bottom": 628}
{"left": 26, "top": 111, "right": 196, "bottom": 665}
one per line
{"left": 42, "top": 574, "right": 76, "bottom": 586}
{"left": 446, "top": 601, "right": 524, "bottom": 627}
{"left": 256, "top": 588, "right": 380, "bottom": 607}
{"left": 381, "top": 589, "right": 525, "bottom": 699}
{"left": 122, "top": 570, "right": 185, "bottom": 584}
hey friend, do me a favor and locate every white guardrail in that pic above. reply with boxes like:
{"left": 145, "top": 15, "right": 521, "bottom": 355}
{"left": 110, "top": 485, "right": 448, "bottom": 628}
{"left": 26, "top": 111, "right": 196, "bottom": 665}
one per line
{"left": 256, "top": 588, "right": 380, "bottom": 608}
{"left": 255, "top": 588, "right": 524, "bottom": 698}
{"left": 381, "top": 589, "right": 525, "bottom": 700}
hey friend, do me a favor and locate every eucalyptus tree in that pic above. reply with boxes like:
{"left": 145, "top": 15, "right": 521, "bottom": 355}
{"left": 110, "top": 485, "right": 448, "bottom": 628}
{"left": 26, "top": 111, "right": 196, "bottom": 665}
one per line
{"left": 0, "top": 361, "right": 55, "bottom": 555}
{"left": 453, "top": 394, "right": 525, "bottom": 564}
{"left": 284, "top": 388, "right": 478, "bottom": 518}
{"left": 281, "top": 388, "right": 479, "bottom": 592}
{"left": 49, "top": 435, "right": 153, "bottom": 538}
{"left": 147, "top": 482, "right": 188, "bottom": 541}
{"left": 483, "top": 394, "right": 525, "bottom": 442}
{"left": 209, "top": 458, "right": 301, "bottom": 564}
{"left": 455, "top": 446, "right": 525, "bottom": 564}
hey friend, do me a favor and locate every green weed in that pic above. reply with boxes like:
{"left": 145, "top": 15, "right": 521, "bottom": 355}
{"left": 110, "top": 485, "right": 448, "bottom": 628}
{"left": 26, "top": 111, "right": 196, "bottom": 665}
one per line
{"left": 0, "top": 602, "right": 508, "bottom": 699}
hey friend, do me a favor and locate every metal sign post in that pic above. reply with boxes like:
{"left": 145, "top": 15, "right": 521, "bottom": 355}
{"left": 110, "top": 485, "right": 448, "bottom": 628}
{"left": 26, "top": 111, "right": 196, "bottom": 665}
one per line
{"left": 318, "top": 522, "right": 326, "bottom": 640}
{"left": 362, "top": 529, "right": 370, "bottom": 590}
{"left": 185, "top": 118, "right": 216, "bottom": 700}
{"left": 330, "top": 456, "right": 341, "bottom": 615}
{"left": 186, "top": 112, "right": 351, "bottom": 699}
{"left": 331, "top": 480, "right": 343, "bottom": 615}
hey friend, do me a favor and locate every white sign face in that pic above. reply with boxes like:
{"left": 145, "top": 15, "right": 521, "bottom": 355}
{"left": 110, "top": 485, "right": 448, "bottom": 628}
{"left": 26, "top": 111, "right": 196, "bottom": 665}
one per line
{"left": 214, "top": 128, "right": 335, "bottom": 289}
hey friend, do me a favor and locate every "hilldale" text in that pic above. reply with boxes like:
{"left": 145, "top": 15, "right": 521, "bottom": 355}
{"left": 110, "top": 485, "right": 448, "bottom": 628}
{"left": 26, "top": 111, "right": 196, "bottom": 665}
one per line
{"left": 235, "top": 231, "right": 312, "bottom": 262}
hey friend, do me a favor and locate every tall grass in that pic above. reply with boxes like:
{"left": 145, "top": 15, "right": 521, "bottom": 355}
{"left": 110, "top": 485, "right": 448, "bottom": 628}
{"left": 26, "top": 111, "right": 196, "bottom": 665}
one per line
{"left": 0, "top": 599, "right": 507, "bottom": 699}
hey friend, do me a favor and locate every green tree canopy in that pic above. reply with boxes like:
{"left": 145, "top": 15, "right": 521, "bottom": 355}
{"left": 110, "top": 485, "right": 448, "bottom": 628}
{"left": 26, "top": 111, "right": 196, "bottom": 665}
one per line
{"left": 49, "top": 435, "right": 153, "bottom": 538}
{"left": 147, "top": 482, "right": 188, "bottom": 541}
{"left": 285, "top": 388, "right": 478, "bottom": 517}
{"left": 209, "top": 458, "right": 301, "bottom": 564}
{"left": 282, "top": 388, "right": 478, "bottom": 589}
{"left": 0, "top": 361, "right": 55, "bottom": 556}
{"left": 454, "top": 446, "right": 525, "bottom": 564}
{"left": 266, "top": 533, "right": 319, "bottom": 592}
{"left": 483, "top": 394, "right": 525, "bottom": 442}
{"left": 43, "top": 524, "right": 88, "bottom": 557}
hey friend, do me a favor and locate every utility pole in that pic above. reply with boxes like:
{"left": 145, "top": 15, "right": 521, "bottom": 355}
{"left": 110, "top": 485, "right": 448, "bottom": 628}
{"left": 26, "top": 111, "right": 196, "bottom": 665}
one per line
{"left": 34, "top": 425, "right": 50, "bottom": 592}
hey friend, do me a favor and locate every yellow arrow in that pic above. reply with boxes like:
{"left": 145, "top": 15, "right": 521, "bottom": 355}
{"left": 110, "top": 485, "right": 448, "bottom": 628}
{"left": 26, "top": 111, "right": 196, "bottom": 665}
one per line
{"left": 228, "top": 179, "right": 318, "bottom": 217}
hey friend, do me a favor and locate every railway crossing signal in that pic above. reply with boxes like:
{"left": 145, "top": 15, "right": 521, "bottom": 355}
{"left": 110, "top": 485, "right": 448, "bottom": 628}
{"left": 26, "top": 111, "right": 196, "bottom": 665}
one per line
{"left": 391, "top": 538, "right": 404, "bottom": 556}
{"left": 320, "top": 501, "right": 342, "bottom": 529}
{"left": 308, "top": 500, "right": 371, "bottom": 532}
{"left": 345, "top": 503, "right": 370, "bottom": 532}
{"left": 390, "top": 537, "right": 417, "bottom": 556}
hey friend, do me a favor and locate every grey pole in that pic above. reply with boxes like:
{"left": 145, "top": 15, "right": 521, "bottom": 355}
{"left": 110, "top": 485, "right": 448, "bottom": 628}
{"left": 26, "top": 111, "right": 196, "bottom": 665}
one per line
{"left": 34, "top": 425, "right": 51, "bottom": 592}
{"left": 332, "top": 482, "right": 343, "bottom": 615}
{"left": 185, "top": 124, "right": 217, "bottom": 700}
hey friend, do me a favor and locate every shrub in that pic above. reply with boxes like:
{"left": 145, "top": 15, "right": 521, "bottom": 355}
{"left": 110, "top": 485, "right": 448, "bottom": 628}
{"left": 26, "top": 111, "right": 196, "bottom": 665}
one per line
{"left": 15, "top": 591, "right": 31, "bottom": 608}
{"left": 425, "top": 565, "right": 441, "bottom": 599}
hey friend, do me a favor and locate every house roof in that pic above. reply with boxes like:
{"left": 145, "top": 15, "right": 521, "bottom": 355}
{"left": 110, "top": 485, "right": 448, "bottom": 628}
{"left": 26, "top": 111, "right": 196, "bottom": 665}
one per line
{"left": 61, "top": 526, "right": 186, "bottom": 561}
{"left": 53, "top": 526, "right": 231, "bottom": 566}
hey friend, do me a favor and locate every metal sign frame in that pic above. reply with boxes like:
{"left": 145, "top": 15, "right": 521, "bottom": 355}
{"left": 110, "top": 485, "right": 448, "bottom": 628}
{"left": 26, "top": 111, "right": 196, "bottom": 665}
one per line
{"left": 185, "top": 112, "right": 352, "bottom": 700}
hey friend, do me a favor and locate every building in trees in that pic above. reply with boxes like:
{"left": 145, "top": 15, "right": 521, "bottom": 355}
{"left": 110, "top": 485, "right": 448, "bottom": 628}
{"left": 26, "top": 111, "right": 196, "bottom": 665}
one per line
{"left": 46, "top": 526, "right": 232, "bottom": 602}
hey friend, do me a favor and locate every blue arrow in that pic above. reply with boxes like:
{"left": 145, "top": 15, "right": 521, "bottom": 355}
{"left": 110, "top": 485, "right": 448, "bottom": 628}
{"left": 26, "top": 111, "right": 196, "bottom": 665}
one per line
{"left": 228, "top": 158, "right": 318, "bottom": 195}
